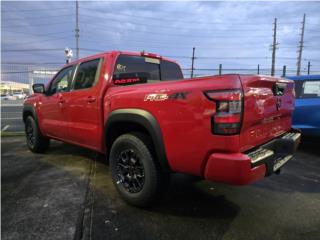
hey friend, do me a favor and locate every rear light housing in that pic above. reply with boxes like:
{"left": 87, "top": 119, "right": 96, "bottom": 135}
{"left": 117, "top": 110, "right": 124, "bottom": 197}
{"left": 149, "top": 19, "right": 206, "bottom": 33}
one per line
{"left": 140, "top": 51, "right": 161, "bottom": 59}
{"left": 204, "top": 89, "right": 243, "bottom": 135}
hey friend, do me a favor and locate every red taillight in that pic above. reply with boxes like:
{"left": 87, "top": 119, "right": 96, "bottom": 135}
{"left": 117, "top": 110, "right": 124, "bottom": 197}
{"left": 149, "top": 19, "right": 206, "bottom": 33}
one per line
{"left": 204, "top": 89, "right": 243, "bottom": 135}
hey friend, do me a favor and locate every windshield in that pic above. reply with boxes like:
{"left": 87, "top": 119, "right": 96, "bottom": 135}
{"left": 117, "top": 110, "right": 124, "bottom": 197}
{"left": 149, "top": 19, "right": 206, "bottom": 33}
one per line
{"left": 294, "top": 80, "right": 320, "bottom": 99}
{"left": 113, "top": 55, "right": 184, "bottom": 83}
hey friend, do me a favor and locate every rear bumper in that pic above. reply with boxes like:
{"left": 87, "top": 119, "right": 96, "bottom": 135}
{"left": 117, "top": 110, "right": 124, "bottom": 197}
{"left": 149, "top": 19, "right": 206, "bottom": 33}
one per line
{"left": 204, "top": 129, "right": 301, "bottom": 185}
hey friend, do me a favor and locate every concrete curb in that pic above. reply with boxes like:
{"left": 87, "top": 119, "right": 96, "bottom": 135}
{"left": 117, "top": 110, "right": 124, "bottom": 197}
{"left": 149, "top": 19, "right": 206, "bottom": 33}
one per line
{"left": 1, "top": 132, "right": 25, "bottom": 137}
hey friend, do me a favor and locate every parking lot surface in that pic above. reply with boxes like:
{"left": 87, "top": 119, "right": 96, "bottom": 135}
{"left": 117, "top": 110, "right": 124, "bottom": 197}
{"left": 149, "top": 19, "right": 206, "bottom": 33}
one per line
{"left": 1, "top": 103, "right": 24, "bottom": 132}
{"left": 2, "top": 136, "right": 320, "bottom": 240}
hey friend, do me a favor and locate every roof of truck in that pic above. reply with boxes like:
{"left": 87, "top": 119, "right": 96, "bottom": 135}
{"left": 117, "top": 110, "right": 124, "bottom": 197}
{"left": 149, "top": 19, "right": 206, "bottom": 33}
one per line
{"left": 286, "top": 75, "right": 320, "bottom": 81}
{"left": 66, "top": 50, "right": 176, "bottom": 67}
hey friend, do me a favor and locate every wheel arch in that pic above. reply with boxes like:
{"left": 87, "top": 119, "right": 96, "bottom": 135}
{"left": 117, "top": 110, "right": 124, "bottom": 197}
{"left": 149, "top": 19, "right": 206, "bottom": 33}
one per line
{"left": 23, "top": 104, "right": 37, "bottom": 123}
{"left": 104, "top": 109, "right": 171, "bottom": 172}
{"left": 23, "top": 104, "right": 43, "bottom": 134}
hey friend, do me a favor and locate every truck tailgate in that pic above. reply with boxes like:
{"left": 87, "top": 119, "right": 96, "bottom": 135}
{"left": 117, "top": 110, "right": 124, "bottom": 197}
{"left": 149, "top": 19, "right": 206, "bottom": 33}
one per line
{"left": 239, "top": 75, "right": 295, "bottom": 152}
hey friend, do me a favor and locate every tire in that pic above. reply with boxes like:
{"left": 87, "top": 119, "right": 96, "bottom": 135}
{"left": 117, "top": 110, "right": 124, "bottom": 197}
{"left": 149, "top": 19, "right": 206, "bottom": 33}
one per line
{"left": 109, "top": 132, "right": 169, "bottom": 207}
{"left": 25, "top": 116, "right": 50, "bottom": 153}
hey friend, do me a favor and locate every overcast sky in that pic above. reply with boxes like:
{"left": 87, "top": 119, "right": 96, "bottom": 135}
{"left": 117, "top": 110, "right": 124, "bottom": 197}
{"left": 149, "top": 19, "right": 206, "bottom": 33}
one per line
{"left": 2, "top": 0, "right": 320, "bottom": 77}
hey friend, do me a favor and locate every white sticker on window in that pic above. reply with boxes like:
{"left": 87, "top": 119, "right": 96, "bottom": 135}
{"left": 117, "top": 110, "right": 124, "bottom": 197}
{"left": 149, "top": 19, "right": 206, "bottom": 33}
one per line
{"left": 303, "top": 81, "right": 320, "bottom": 96}
{"left": 145, "top": 57, "right": 160, "bottom": 64}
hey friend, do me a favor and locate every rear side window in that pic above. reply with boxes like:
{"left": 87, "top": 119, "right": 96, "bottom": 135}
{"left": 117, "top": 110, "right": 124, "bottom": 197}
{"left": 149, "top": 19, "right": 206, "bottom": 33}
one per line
{"left": 295, "top": 80, "right": 320, "bottom": 98}
{"left": 161, "top": 60, "right": 184, "bottom": 80}
{"left": 73, "top": 58, "right": 102, "bottom": 90}
{"left": 113, "top": 55, "right": 183, "bottom": 84}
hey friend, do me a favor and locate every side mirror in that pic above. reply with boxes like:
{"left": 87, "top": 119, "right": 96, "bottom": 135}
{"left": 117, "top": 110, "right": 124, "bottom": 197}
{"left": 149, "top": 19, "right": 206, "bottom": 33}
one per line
{"left": 113, "top": 72, "right": 149, "bottom": 85}
{"left": 32, "top": 83, "right": 45, "bottom": 94}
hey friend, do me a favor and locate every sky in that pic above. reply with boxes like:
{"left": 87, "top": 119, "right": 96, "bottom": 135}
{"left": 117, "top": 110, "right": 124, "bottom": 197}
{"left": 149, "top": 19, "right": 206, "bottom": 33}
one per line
{"left": 1, "top": 0, "right": 320, "bottom": 80}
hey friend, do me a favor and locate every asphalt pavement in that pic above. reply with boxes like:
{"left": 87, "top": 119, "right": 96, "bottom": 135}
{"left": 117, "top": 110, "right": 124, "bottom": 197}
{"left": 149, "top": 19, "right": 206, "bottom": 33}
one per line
{"left": 1, "top": 136, "right": 320, "bottom": 240}
{"left": 1, "top": 101, "right": 24, "bottom": 132}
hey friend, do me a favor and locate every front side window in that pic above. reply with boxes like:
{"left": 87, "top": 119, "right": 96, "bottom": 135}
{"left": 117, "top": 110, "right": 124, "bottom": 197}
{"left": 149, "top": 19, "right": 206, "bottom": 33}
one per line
{"left": 295, "top": 80, "right": 320, "bottom": 98}
{"left": 49, "top": 66, "right": 74, "bottom": 94}
{"left": 113, "top": 55, "right": 183, "bottom": 84}
{"left": 73, "top": 58, "right": 102, "bottom": 90}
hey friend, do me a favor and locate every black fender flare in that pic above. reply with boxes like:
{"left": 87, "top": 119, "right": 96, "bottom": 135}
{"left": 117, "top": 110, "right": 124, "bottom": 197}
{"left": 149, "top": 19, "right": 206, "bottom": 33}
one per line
{"left": 23, "top": 104, "right": 37, "bottom": 123}
{"left": 104, "top": 109, "right": 171, "bottom": 172}
{"left": 22, "top": 104, "right": 44, "bottom": 134}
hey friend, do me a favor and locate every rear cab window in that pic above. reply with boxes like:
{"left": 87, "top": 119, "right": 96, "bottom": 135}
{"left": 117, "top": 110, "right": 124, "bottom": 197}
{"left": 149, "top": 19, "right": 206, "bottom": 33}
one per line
{"left": 294, "top": 80, "right": 320, "bottom": 98}
{"left": 112, "top": 55, "right": 183, "bottom": 85}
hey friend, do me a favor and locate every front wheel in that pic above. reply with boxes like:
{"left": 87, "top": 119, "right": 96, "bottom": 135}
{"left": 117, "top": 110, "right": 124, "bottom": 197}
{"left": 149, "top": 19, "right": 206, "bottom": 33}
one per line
{"left": 25, "top": 116, "right": 50, "bottom": 153}
{"left": 109, "top": 133, "right": 169, "bottom": 207}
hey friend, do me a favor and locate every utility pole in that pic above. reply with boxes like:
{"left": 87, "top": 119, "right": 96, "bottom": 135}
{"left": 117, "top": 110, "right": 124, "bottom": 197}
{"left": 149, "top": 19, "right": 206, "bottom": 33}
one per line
{"left": 190, "top": 47, "right": 195, "bottom": 78}
{"left": 75, "top": 0, "right": 80, "bottom": 59}
{"left": 307, "top": 61, "right": 311, "bottom": 75}
{"left": 297, "top": 14, "right": 306, "bottom": 76}
{"left": 257, "top": 64, "right": 260, "bottom": 74}
{"left": 271, "top": 18, "right": 278, "bottom": 76}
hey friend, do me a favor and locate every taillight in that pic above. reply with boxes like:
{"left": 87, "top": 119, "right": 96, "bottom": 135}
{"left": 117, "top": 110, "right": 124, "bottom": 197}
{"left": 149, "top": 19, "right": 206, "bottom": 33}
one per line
{"left": 204, "top": 89, "right": 243, "bottom": 135}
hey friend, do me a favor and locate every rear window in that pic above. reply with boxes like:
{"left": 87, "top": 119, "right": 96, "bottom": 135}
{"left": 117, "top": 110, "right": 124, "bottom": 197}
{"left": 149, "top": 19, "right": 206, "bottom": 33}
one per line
{"left": 113, "top": 55, "right": 183, "bottom": 83}
{"left": 294, "top": 80, "right": 320, "bottom": 99}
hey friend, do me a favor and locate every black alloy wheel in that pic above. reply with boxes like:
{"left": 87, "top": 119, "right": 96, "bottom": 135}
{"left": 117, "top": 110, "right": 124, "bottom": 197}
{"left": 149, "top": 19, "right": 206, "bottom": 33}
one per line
{"left": 116, "top": 149, "right": 145, "bottom": 193}
{"left": 24, "top": 116, "right": 50, "bottom": 153}
{"left": 109, "top": 132, "right": 169, "bottom": 207}
{"left": 25, "top": 118, "right": 36, "bottom": 148}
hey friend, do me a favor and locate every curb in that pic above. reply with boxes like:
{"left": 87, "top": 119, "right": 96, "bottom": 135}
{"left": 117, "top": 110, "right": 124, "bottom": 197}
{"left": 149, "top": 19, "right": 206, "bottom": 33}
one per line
{"left": 1, "top": 132, "right": 25, "bottom": 137}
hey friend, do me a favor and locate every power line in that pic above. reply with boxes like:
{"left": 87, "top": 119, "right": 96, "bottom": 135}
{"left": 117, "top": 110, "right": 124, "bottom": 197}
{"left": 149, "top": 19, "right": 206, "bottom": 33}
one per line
{"left": 4, "top": 14, "right": 74, "bottom": 21}
{"left": 12, "top": 35, "right": 73, "bottom": 45}
{"left": 3, "top": 31, "right": 72, "bottom": 38}
{"left": 2, "top": 62, "right": 63, "bottom": 65}
{"left": 2, "top": 49, "right": 67, "bottom": 52}
{"left": 2, "top": 21, "right": 73, "bottom": 29}
{"left": 80, "top": 31, "right": 270, "bottom": 48}
{"left": 2, "top": 7, "right": 71, "bottom": 12}
{"left": 79, "top": 6, "right": 304, "bottom": 27}
{"left": 80, "top": 14, "right": 273, "bottom": 33}
{"left": 80, "top": 23, "right": 270, "bottom": 40}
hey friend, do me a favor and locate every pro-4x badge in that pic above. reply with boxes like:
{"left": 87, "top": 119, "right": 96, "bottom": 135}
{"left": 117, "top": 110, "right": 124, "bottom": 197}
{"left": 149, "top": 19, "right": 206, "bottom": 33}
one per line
{"left": 144, "top": 91, "right": 191, "bottom": 101}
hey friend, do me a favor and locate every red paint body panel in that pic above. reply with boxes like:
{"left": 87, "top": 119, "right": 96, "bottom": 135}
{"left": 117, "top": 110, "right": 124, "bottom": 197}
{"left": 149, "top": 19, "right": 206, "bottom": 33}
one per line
{"left": 24, "top": 50, "right": 297, "bottom": 185}
{"left": 204, "top": 153, "right": 266, "bottom": 185}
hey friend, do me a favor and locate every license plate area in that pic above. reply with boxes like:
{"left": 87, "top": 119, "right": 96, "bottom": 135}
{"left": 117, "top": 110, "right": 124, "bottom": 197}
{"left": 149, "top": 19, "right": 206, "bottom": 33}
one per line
{"left": 247, "top": 129, "right": 301, "bottom": 176}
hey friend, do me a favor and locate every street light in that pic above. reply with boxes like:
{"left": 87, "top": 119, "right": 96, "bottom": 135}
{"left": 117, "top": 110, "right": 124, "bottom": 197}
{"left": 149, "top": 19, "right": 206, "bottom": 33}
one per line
{"left": 64, "top": 47, "right": 73, "bottom": 64}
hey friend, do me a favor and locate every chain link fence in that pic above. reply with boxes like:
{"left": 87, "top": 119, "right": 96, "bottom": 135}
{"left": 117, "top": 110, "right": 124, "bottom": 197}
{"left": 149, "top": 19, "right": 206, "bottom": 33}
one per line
{"left": 1, "top": 62, "right": 319, "bottom": 132}
{"left": 1, "top": 63, "right": 62, "bottom": 132}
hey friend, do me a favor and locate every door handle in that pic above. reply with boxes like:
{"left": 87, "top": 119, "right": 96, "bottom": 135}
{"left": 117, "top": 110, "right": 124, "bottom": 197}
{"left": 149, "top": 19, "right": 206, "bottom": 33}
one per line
{"left": 87, "top": 96, "right": 96, "bottom": 103}
{"left": 58, "top": 98, "right": 65, "bottom": 104}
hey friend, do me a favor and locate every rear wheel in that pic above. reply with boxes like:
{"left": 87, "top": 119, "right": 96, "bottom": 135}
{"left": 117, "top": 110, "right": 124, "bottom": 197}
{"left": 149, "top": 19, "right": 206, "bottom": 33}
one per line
{"left": 109, "top": 132, "right": 169, "bottom": 207}
{"left": 25, "top": 116, "right": 50, "bottom": 153}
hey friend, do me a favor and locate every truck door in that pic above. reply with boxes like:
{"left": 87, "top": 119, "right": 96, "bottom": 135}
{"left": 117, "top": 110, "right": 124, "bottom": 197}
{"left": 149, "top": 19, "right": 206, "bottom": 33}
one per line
{"left": 39, "top": 65, "right": 74, "bottom": 140}
{"left": 65, "top": 58, "right": 103, "bottom": 150}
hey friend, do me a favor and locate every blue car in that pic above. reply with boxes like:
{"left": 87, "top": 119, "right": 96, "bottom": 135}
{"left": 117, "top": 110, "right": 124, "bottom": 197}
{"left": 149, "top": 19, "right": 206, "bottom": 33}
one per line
{"left": 286, "top": 75, "right": 320, "bottom": 136}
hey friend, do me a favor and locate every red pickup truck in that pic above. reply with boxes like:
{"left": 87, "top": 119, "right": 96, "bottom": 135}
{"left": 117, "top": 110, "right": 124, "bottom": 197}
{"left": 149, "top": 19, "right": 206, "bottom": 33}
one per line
{"left": 23, "top": 51, "right": 301, "bottom": 206}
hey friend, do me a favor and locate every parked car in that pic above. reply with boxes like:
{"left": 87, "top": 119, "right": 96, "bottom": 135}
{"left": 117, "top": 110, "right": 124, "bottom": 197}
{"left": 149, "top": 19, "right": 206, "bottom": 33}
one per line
{"left": 1, "top": 94, "right": 17, "bottom": 100}
{"left": 23, "top": 51, "right": 301, "bottom": 206}
{"left": 286, "top": 75, "right": 320, "bottom": 136}
{"left": 12, "top": 92, "right": 27, "bottom": 100}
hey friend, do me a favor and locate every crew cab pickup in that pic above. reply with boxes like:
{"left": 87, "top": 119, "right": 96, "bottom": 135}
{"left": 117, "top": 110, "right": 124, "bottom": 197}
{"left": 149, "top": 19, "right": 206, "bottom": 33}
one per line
{"left": 23, "top": 51, "right": 301, "bottom": 206}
